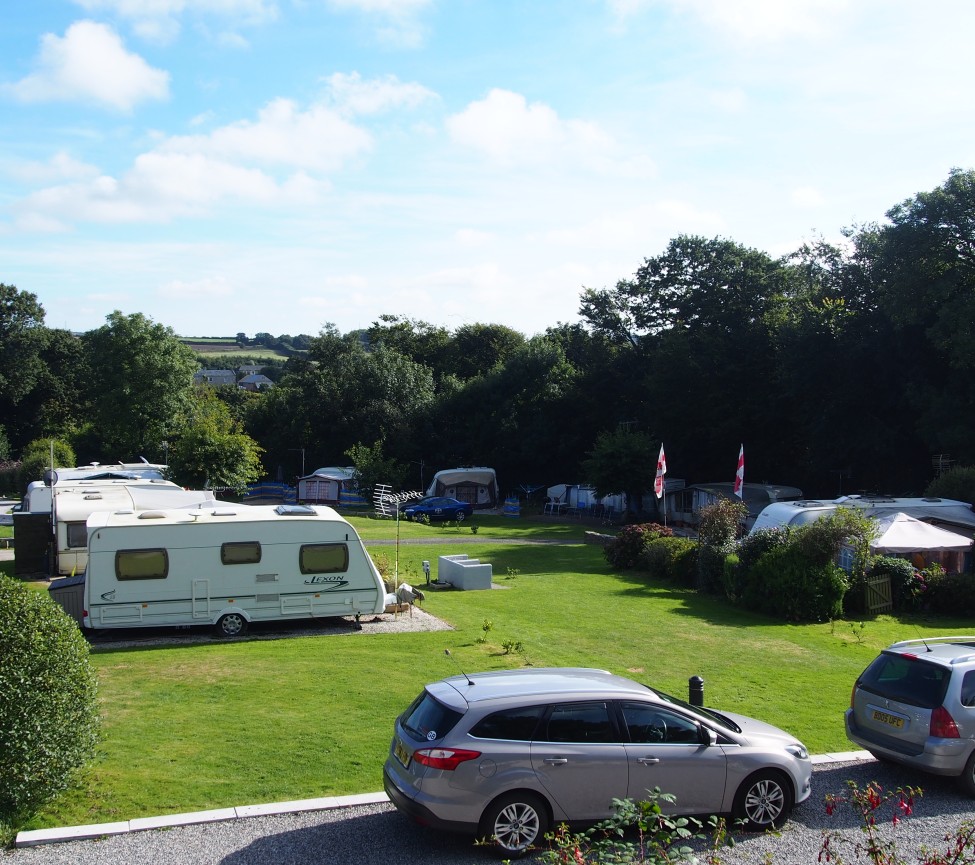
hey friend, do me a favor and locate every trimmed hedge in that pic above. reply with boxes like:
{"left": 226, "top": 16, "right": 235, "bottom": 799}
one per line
{"left": 0, "top": 576, "right": 99, "bottom": 832}
{"left": 638, "top": 536, "right": 698, "bottom": 586}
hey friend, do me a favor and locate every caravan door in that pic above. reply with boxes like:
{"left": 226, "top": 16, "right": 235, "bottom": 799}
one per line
{"left": 192, "top": 579, "right": 210, "bottom": 619}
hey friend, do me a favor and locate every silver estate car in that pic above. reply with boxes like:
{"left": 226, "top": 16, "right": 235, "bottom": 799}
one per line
{"left": 846, "top": 636, "right": 975, "bottom": 793}
{"left": 383, "top": 667, "right": 812, "bottom": 856}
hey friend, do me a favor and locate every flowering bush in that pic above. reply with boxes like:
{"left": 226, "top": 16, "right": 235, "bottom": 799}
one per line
{"left": 603, "top": 523, "right": 674, "bottom": 571}
{"left": 821, "top": 780, "right": 975, "bottom": 865}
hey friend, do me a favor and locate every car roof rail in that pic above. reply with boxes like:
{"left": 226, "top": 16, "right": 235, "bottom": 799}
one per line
{"left": 889, "top": 636, "right": 975, "bottom": 652}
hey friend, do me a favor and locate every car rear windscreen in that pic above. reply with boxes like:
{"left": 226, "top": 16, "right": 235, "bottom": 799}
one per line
{"left": 858, "top": 653, "right": 950, "bottom": 709}
{"left": 401, "top": 691, "right": 463, "bottom": 742}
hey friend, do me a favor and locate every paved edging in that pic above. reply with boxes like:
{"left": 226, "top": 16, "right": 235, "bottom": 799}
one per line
{"left": 14, "top": 751, "right": 874, "bottom": 848}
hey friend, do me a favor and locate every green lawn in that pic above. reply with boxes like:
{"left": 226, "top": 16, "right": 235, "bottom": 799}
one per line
{"left": 18, "top": 518, "right": 974, "bottom": 831}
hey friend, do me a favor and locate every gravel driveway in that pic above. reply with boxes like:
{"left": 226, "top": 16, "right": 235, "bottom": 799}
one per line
{"left": 5, "top": 758, "right": 975, "bottom": 864}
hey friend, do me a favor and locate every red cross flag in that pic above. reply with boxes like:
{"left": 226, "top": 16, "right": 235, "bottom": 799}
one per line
{"left": 654, "top": 444, "right": 667, "bottom": 499}
{"left": 734, "top": 444, "right": 744, "bottom": 499}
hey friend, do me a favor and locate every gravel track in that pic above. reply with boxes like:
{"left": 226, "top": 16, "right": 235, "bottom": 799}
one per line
{"left": 5, "top": 759, "right": 975, "bottom": 864}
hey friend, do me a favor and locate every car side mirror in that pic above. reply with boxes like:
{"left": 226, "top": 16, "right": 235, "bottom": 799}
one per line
{"left": 703, "top": 726, "right": 718, "bottom": 746}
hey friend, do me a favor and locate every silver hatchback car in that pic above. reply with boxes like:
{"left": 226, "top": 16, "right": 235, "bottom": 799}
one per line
{"left": 383, "top": 667, "right": 812, "bottom": 856}
{"left": 846, "top": 636, "right": 975, "bottom": 793}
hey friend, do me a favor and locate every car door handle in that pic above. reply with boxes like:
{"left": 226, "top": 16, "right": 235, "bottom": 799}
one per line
{"left": 637, "top": 756, "right": 660, "bottom": 765}
{"left": 543, "top": 757, "right": 569, "bottom": 765}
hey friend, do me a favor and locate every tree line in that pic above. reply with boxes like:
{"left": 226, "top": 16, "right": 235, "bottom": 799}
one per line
{"left": 3, "top": 168, "right": 975, "bottom": 502}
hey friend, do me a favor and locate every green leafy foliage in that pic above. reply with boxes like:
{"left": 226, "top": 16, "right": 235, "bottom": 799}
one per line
{"left": 603, "top": 522, "right": 673, "bottom": 571}
{"left": 0, "top": 576, "right": 99, "bottom": 832}
{"left": 637, "top": 536, "right": 697, "bottom": 585}
{"left": 923, "top": 567, "right": 975, "bottom": 616}
{"left": 925, "top": 465, "right": 975, "bottom": 505}
{"left": 696, "top": 498, "right": 747, "bottom": 593}
{"left": 740, "top": 543, "right": 849, "bottom": 621}
{"left": 17, "top": 438, "right": 76, "bottom": 493}
{"left": 870, "top": 556, "right": 925, "bottom": 611}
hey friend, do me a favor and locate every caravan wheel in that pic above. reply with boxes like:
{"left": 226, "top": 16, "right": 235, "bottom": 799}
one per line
{"left": 216, "top": 612, "right": 247, "bottom": 638}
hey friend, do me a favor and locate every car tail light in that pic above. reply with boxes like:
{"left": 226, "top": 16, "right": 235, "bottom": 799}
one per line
{"left": 850, "top": 683, "right": 858, "bottom": 708}
{"left": 931, "top": 706, "right": 960, "bottom": 738}
{"left": 412, "top": 748, "right": 481, "bottom": 770}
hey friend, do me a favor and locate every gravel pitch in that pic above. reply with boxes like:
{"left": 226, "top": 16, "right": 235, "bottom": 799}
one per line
{"left": 5, "top": 759, "right": 975, "bottom": 864}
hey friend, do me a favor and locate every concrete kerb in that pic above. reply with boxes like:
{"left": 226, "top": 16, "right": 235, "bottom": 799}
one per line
{"left": 14, "top": 752, "right": 875, "bottom": 848}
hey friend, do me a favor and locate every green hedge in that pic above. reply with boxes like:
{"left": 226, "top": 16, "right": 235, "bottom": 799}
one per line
{"left": 0, "top": 576, "right": 99, "bottom": 836}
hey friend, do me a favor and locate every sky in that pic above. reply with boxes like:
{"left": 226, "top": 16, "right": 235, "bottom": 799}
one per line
{"left": 2, "top": 1, "right": 974, "bottom": 339}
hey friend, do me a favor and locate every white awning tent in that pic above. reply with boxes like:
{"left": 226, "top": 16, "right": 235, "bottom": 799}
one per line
{"left": 870, "top": 512, "right": 973, "bottom": 554}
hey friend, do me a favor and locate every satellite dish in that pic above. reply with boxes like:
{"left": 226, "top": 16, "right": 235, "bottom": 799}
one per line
{"left": 43, "top": 469, "right": 59, "bottom": 487}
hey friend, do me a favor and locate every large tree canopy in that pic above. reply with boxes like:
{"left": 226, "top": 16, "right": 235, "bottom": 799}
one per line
{"left": 82, "top": 311, "right": 198, "bottom": 460}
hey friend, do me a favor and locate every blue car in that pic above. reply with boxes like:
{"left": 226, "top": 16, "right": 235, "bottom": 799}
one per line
{"left": 403, "top": 496, "right": 473, "bottom": 522}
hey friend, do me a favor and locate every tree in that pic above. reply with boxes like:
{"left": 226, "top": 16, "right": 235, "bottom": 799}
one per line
{"left": 82, "top": 311, "right": 198, "bottom": 460}
{"left": 447, "top": 323, "right": 526, "bottom": 380}
{"left": 925, "top": 466, "right": 975, "bottom": 505}
{"left": 581, "top": 428, "right": 659, "bottom": 515}
{"left": 167, "top": 389, "right": 264, "bottom": 493}
{"left": 345, "top": 439, "right": 408, "bottom": 503}
{"left": 0, "top": 576, "right": 99, "bottom": 836}
{"left": 18, "top": 438, "right": 77, "bottom": 492}
{"left": 0, "top": 285, "right": 49, "bottom": 453}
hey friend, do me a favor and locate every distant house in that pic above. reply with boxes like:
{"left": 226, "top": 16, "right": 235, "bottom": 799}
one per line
{"left": 193, "top": 369, "right": 237, "bottom": 387}
{"left": 237, "top": 364, "right": 264, "bottom": 376}
{"left": 238, "top": 373, "right": 273, "bottom": 391}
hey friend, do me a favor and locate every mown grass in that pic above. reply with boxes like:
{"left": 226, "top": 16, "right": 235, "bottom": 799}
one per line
{"left": 19, "top": 520, "right": 975, "bottom": 832}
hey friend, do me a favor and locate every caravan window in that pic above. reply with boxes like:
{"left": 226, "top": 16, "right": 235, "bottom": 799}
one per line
{"left": 221, "top": 541, "right": 262, "bottom": 565}
{"left": 115, "top": 549, "right": 168, "bottom": 580}
{"left": 299, "top": 543, "right": 349, "bottom": 574}
{"left": 66, "top": 522, "right": 88, "bottom": 549}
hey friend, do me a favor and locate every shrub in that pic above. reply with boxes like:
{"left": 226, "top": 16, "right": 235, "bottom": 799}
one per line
{"left": 17, "top": 438, "right": 76, "bottom": 494}
{"left": 638, "top": 536, "right": 698, "bottom": 585}
{"left": 696, "top": 499, "right": 747, "bottom": 593}
{"left": 0, "top": 576, "right": 99, "bottom": 833}
{"left": 604, "top": 523, "right": 673, "bottom": 571}
{"left": 869, "top": 556, "right": 925, "bottom": 611}
{"left": 741, "top": 544, "right": 848, "bottom": 621}
{"left": 924, "top": 568, "right": 975, "bottom": 616}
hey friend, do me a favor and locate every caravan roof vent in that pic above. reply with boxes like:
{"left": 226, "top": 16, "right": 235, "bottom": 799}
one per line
{"left": 793, "top": 500, "right": 828, "bottom": 508}
{"left": 138, "top": 510, "right": 167, "bottom": 519}
{"left": 275, "top": 504, "right": 317, "bottom": 517}
{"left": 922, "top": 497, "right": 944, "bottom": 502}
{"left": 83, "top": 493, "right": 104, "bottom": 500}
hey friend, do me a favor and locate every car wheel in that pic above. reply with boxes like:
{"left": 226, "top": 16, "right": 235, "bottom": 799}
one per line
{"left": 215, "top": 612, "right": 247, "bottom": 638}
{"left": 958, "top": 750, "right": 975, "bottom": 797}
{"left": 479, "top": 791, "right": 549, "bottom": 858}
{"left": 455, "top": 510, "right": 466, "bottom": 522}
{"left": 732, "top": 770, "right": 792, "bottom": 830}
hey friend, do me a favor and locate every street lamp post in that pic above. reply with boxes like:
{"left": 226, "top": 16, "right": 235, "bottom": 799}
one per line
{"left": 290, "top": 448, "right": 306, "bottom": 477}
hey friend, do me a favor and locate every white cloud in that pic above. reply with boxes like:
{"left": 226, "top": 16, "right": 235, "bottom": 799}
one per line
{"left": 326, "top": 0, "right": 433, "bottom": 47}
{"left": 159, "top": 275, "right": 234, "bottom": 299}
{"left": 6, "top": 21, "right": 169, "bottom": 111}
{"left": 15, "top": 151, "right": 327, "bottom": 230}
{"left": 161, "top": 98, "right": 373, "bottom": 171}
{"left": 324, "top": 72, "right": 437, "bottom": 116}
{"left": 608, "top": 0, "right": 850, "bottom": 41}
{"left": 71, "top": 0, "right": 278, "bottom": 41}
{"left": 446, "top": 89, "right": 615, "bottom": 168}
{"left": 6, "top": 152, "right": 101, "bottom": 184}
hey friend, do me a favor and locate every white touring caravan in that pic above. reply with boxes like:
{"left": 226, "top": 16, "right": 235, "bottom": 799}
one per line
{"left": 16, "top": 478, "right": 217, "bottom": 577}
{"left": 749, "top": 495, "right": 975, "bottom": 535}
{"left": 80, "top": 504, "right": 395, "bottom": 636}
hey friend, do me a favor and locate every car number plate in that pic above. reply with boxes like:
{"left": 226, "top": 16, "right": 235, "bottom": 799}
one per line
{"left": 394, "top": 739, "right": 411, "bottom": 768}
{"left": 872, "top": 709, "right": 905, "bottom": 729}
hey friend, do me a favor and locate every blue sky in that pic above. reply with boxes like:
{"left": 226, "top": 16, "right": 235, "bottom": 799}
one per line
{"left": 2, "top": 1, "right": 974, "bottom": 338}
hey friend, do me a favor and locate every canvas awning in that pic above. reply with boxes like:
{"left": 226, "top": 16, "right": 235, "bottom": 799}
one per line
{"left": 870, "top": 512, "right": 973, "bottom": 554}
